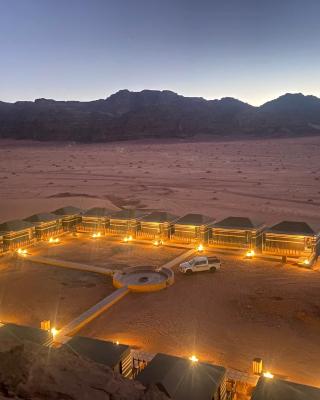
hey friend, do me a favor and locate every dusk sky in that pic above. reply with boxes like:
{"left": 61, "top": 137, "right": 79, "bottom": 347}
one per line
{"left": 1, "top": 0, "right": 320, "bottom": 105}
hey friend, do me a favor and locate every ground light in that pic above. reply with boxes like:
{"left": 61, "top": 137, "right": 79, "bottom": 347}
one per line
{"left": 17, "top": 248, "right": 28, "bottom": 256}
{"left": 123, "top": 235, "right": 133, "bottom": 243}
{"left": 197, "top": 244, "right": 204, "bottom": 252}
{"left": 189, "top": 355, "right": 199, "bottom": 363}
{"left": 263, "top": 371, "right": 274, "bottom": 379}
{"left": 246, "top": 249, "right": 255, "bottom": 258}
{"left": 48, "top": 237, "right": 60, "bottom": 243}
{"left": 50, "top": 327, "right": 58, "bottom": 338}
{"left": 92, "top": 232, "right": 101, "bottom": 238}
{"left": 153, "top": 239, "right": 163, "bottom": 246}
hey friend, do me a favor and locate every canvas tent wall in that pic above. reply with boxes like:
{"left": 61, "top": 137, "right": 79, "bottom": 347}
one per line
{"left": 262, "top": 221, "right": 320, "bottom": 258}
{"left": 65, "top": 336, "right": 132, "bottom": 378}
{"left": 0, "top": 234, "right": 4, "bottom": 254}
{"left": 108, "top": 209, "right": 148, "bottom": 236}
{"left": 210, "top": 217, "right": 264, "bottom": 250}
{"left": 0, "top": 220, "right": 35, "bottom": 250}
{"left": 136, "top": 353, "right": 227, "bottom": 400}
{"left": 172, "top": 213, "right": 214, "bottom": 243}
{"left": 78, "top": 207, "right": 112, "bottom": 234}
{"left": 24, "top": 212, "right": 63, "bottom": 240}
{"left": 251, "top": 376, "right": 320, "bottom": 400}
{"left": 53, "top": 206, "right": 83, "bottom": 231}
{"left": 137, "top": 211, "right": 178, "bottom": 239}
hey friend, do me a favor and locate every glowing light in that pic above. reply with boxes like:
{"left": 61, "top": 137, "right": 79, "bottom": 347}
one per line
{"left": 153, "top": 239, "right": 162, "bottom": 246}
{"left": 49, "top": 237, "right": 60, "bottom": 243}
{"left": 123, "top": 235, "right": 133, "bottom": 242}
{"left": 197, "top": 244, "right": 204, "bottom": 252}
{"left": 92, "top": 232, "right": 101, "bottom": 238}
{"left": 263, "top": 371, "right": 274, "bottom": 379}
{"left": 303, "top": 259, "right": 310, "bottom": 265}
{"left": 51, "top": 327, "right": 58, "bottom": 337}
{"left": 246, "top": 249, "right": 255, "bottom": 258}
{"left": 115, "top": 340, "right": 119, "bottom": 345}
{"left": 189, "top": 355, "right": 199, "bottom": 363}
{"left": 17, "top": 248, "right": 28, "bottom": 255}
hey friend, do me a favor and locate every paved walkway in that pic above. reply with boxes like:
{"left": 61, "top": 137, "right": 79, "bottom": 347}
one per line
{"left": 27, "top": 255, "right": 114, "bottom": 276}
{"left": 160, "top": 248, "right": 196, "bottom": 270}
{"left": 55, "top": 287, "right": 130, "bottom": 343}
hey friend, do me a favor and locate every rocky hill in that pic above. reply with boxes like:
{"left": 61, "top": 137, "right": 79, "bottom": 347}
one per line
{"left": 0, "top": 90, "right": 320, "bottom": 142}
{"left": 0, "top": 338, "right": 168, "bottom": 400}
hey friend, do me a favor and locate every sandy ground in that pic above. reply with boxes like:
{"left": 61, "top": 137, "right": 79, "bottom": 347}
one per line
{"left": 0, "top": 255, "right": 113, "bottom": 329}
{"left": 79, "top": 254, "right": 320, "bottom": 387}
{"left": 32, "top": 236, "right": 184, "bottom": 269}
{"left": 0, "top": 137, "right": 320, "bottom": 228}
{"left": 1, "top": 136, "right": 320, "bottom": 388}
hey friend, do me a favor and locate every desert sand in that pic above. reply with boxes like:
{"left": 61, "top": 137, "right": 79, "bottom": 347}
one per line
{"left": 32, "top": 236, "right": 184, "bottom": 269}
{"left": 0, "top": 136, "right": 320, "bottom": 228}
{"left": 0, "top": 136, "right": 320, "bottom": 388}
{"left": 79, "top": 252, "right": 320, "bottom": 387}
{"left": 0, "top": 254, "right": 113, "bottom": 328}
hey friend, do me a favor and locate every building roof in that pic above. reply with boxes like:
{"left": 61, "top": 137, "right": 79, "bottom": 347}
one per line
{"left": 110, "top": 209, "right": 148, "bottom": 220}
{"left": 24, "top": 212, "right": 59, "bottom": 224}
{"left": 65, "top": 336, "right": 130, "bottom": 368}
{"left": 174, "top": 213, "right": 214, "bottom": 227}
{"left": 53, "top": 206, "right": 83, "bottom": 216}
{"left": 266, "top": 221, "right": 317, "bottom": 236}
{"left": 141, "top": 211, "right": 179, "bottom": 223}
{"left": 83, "top": 207, "right": 113, "bottom": 218}
{"left": 251, "top": 377, "right": 320, "bottom": 400}
{"left": 0, "top": 323, "right": 52, "bottom": 346}
{"left": 213, "top": 216, "right": 264, "bottom": 230}
{"left": 0, "top": 219, "right": 34, "bottom": 233}
{"left": 137, "top": 353, "right": 226, "bottom": 400}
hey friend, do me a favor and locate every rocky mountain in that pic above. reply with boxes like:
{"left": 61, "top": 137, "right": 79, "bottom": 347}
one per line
{"left": 0, "top": 338, "right": 169, "bottom": 400}
{"left": 0, "top": 90, "right": 320, "bottom": 142}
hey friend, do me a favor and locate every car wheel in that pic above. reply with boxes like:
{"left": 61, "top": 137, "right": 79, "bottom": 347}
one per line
{"left": 186, "top": 269, "right": 193, "bottom": 275}
{"left": 210, "top": 267, "right": 216, "bottom": 273}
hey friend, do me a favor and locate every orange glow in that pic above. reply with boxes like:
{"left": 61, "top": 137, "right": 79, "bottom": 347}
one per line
{"left": 189, "top": 355, "right": 199, "bottom": 363}
{"left": 197, "top": 244, "right": 204, "bottom": 252}
{"left": 246, "top": 249, "right": 255, "bottom": 258}
{"left": 92, "top": 232, "right": 101, "bottom": 238}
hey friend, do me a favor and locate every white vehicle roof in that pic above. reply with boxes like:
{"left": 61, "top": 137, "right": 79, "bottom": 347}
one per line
{"left": 192, "top": 256, "right": 207, "bottom": 262}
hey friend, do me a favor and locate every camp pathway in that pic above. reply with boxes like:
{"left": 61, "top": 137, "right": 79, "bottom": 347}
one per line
{"left": 55, "top": 287, "right": 130, "bottom": 343}
{"left": 25, "top": 248, "right": 195, "bottom": 276}
{"left": 25, "top": 255, "right": 114, "bottom": 276}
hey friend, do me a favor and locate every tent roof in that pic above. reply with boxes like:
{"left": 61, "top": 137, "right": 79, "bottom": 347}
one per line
{"left": 266, "top": 221, "right": 317, "bottom": 236}
{"left": 252, "top": 377, "right": 320, "bottom": 400}
{"left": 0, "top": 219, "right": 34, "bottom": 233}
{"left": 24, "top": 212, "right": 59, "bottom": 223}
{"left": 0, "top": 323, "right": 51, "bottom": 346}
{"left": 175, "top": 213, "right": 214, "bottom": 226}
{"left": 110, "top": 209, "right": 148, "bottom": 220}
{"left": 65, "top": 336, "right": 129, "bottom": 368}
{"left": 141, "top": 211, "right": 179, "bottom": 223}
{"left": 213, "top": 216, "right": 264, "bottom": 230}
{"left": 53, "top": 206, "right": 83, "bottom": 216}
{"left": 137, "top": 353, "right": 226, "bottom": 400}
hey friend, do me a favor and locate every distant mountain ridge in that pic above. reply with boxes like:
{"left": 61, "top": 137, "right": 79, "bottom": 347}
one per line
{"left": 0, "top": 90, "right": 320, "bottom": 142}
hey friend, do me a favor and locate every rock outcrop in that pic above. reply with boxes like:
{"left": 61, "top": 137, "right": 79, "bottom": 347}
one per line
{"left": 0, "top": 338, "right": 169, "bottom": 400}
